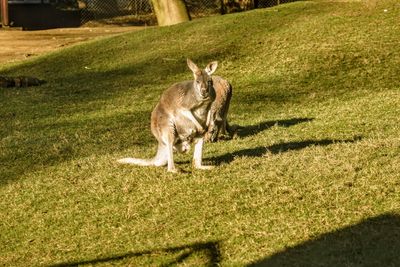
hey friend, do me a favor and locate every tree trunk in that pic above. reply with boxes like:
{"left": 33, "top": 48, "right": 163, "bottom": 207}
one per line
{"left": 151, "top": 0, "right": 190, "bottom": 26}
{"left": 0, "top": 76, "right": 44, "bottom": 88}
{"left": 1, "top": 0, "right": 10, "bottom": 27}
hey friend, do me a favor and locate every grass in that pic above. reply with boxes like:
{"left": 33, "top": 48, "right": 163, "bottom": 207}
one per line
{"left": 1, "top": 0, "right": 400, "bottom": 266}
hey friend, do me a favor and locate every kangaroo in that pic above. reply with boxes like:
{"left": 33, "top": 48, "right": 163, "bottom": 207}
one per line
{"left": 118, "top": 59, "right": 218, "bottom": 172}
{"left": 205, "top": 76, "right": 233, "bottom": 142}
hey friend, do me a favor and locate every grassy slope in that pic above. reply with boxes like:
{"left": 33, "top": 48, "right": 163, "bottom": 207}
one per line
{"left": 1, "top": 0, "right": 400, "bottom": 266}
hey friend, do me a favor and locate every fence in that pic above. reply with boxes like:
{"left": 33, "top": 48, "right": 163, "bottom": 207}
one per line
{"left": 1, "top": 0, "right": 296, "bottom": 29}
{"left": 78, "top": 0, "right": 152, "bottom": 26}
{"left": 79, "top": 0, "right": 298, "bottom": 26}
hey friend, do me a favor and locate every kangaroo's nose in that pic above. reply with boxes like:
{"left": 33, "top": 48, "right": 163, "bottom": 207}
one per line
{"left": 201, "top": 87, "right": 208, "bottom": 97}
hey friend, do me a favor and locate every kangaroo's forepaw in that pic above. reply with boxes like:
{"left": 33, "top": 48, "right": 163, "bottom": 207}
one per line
{"left": 204, "top": 132, "right": 212, "bottom": 142}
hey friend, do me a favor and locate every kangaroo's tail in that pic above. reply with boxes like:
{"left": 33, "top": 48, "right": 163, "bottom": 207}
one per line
{"left": 117, "top": 157, "right": 156, "bottom": 166}
{"left": 117, "top": 147, "right": 168, "bottom": 167}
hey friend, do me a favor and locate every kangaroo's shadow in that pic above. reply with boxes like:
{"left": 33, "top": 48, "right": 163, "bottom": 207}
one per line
{"left": 235, "top": 118, "right": 314, "bottom": 138}
{"left": 210, "top": 137, "right": 362, "bottom": 165}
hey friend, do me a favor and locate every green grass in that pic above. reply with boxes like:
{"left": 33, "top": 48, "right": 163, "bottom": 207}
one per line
{"left": 1, "top": 0, "right": 400, "bottom": 266}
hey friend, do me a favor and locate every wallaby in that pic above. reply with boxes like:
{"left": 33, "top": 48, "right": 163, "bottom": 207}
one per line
{"left": 118, "top": 59, "right": 218, "bottom": 172}
{"left": 205, "top": 76, "right": 233, "bottom": 142}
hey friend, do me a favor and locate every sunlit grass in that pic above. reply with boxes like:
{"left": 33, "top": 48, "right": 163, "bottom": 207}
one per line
{"left": 1, "top": 0, "right": 400, "bottom": 266}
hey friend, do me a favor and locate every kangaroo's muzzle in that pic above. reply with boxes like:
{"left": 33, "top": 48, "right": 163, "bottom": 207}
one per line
{"left": 200, "top": 79, "right": 213, "bottom": 98}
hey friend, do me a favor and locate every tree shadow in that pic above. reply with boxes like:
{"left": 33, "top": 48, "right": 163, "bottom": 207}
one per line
{"left": 248, "top": 213, "right": 400, "bottom": 266}
{"left": 0, "top": 109, "right": 152, "bottom": 187}
{"left": 210, "top": 136, "right": 362, "bottom": 165}
{"left": 49, "top": 241, "right": 221, "bottom": 267}
{"left": 235, "top": 118, "right": 314, "bottom": 138}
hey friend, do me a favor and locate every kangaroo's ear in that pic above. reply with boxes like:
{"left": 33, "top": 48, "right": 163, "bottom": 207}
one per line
{"left": 205, "top": 61, "right": 218, "bottom": 75}
{"left": 187, "top": 58, "right": 200, "bottom": 74}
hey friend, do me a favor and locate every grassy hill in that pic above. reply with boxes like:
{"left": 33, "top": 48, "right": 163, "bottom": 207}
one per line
{"left": 1, "top": 0, "right": 400, "bottom": 266}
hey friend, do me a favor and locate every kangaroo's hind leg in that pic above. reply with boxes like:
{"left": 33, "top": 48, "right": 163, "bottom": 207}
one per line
{"left": 192, "top": 138, "right": 213, "bottom": 170}
{"left": 161, "top": 130, "right": 177, "bottom": 172}
{"left": 152, "top": 142, "right": 168, "bottom": 166}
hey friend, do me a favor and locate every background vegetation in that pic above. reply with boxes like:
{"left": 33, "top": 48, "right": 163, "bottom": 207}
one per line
{"left": 1, "top": 0, "right": 399, "bottom": 265}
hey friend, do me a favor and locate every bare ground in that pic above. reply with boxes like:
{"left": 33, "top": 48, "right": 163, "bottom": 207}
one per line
{"left": 0, "top": 26, "right": 143, "bottom": 64}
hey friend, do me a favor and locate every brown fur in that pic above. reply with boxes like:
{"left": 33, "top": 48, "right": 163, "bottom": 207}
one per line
{"left": 205, "top": 75, "right": 233, "bottom": 142}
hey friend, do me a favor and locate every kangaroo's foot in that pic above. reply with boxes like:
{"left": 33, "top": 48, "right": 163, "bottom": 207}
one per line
{"left": 194, "top": 164, "right": 214, "bottom": 170}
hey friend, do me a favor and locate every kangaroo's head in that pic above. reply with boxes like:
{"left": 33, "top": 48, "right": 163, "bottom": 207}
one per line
{"left": 187, "top": 58, "right": 218, "bottom": 98}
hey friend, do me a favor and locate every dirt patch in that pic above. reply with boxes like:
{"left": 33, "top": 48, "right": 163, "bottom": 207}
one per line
{"left": 0, "top": 26, "right": 144, "bottom": 64}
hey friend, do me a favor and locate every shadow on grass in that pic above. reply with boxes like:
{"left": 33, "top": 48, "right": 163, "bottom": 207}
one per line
{"left": 0, "top": 109, "right": 153, "bottom": 187}
{"left": 48, "top": 214, "right": 400, "bottom": 266}
{"left": 235, "top": 118, "right": 314, "bottom": 138}
{"left": 248, "top": 213, "right": 400, "bottom": 266}
{"left": 49, "top": 241, "right": 221, "bottom": 267}
{"left": 211, "top": 136, "right": 362, "bottom": 165}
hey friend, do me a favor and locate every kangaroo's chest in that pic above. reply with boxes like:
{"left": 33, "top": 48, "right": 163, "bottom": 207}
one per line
{"left": 192, "top": 104, "right": 210, "bottom": 122}
{"left": 174, "top": 112, "right": 200, "bottom": 139}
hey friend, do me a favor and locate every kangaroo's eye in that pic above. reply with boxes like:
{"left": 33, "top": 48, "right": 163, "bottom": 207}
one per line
{"left": 196, "top": 80, "right": 201, "bottom": 84}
